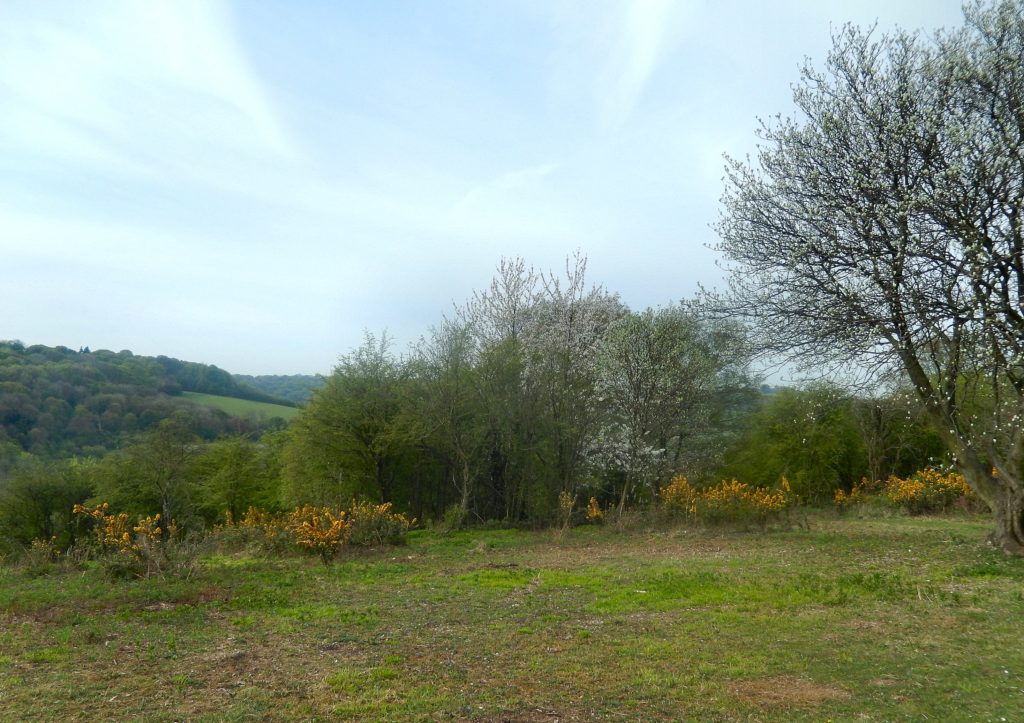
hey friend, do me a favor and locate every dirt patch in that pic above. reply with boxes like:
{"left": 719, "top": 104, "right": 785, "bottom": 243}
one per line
{"left": 728, "top": 675, "right": 850, "bottom": 708}
{"left": 482, "top": 708, "right": 572, "bottom": 723}
{"left": 870, "top": 677, "right": 899, "bottom": 687}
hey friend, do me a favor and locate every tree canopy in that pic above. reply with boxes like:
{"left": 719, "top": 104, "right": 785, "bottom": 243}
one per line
{"left": 713, "top": 0, "right": 1024, "bottom": 551}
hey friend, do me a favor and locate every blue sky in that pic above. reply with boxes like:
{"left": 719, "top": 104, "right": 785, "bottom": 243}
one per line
{"left": 1, "top": 0, "right": 966, "bottom": 374}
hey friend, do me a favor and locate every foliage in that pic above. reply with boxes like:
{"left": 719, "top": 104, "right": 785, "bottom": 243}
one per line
{"left": 196, "top": 434, "right": 282, "bottom": 523}
{"left": 280, "top": 256, "right": 755, "bottom": 527}
{"left": 90, "top": 419, "right": 201, "bottom": 527}
{"left": 71, "top": 502, "right": 194, "bottom": 578}
{"left": 287, "top": 505, "right": 350, "bottom": 563}
{"left": 836, "top": 468, "right": 976, "bottom": 515}
{"left": 585, "top": 496, "right": 604, "bottom": 523}
{"left": 232, "top": 373, "right": 325, "bottom": 404}
{"left": 718, "top": 385, "right": 868, "bottom": 502}
{"left": 557, "top": 490, "right": 575, "bottom": 531}
{"left": 710, "top": 1, "right": 1024, "bottom": 551}
{"left": 282, "top": 332, "right": 409, "bottom": 507}
{"left": 0, "top": 459, "right": 93, "bottom": 555}
{"left": 661, "top": 475, "right": 793, "bottom": 526}
{"left": 0, "top": 340, "right": 287, "bottom": 458}
{"left": 214, "top": 502, "right": 413, "bottom": 561}
{"left": 597, "top": 306, "right": 755, "bottom": 510}
{"left": 346, "top": 501, "right": 415, "bottom": 547}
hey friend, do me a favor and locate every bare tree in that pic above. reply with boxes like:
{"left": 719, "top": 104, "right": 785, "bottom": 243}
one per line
{"left": 712, "top": 1, "right": 1024, "bottom": 552}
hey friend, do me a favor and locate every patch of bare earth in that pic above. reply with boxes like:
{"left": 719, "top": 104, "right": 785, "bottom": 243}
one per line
{"left": 728, "top": 675, "right": 850, "bottom": 708}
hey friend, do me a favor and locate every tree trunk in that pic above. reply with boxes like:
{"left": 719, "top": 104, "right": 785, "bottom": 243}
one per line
{"left": 959, "top": 458, "right": 1024, "bottom": 555}
{"left": 618, "top": 472, "right": 631, "bottom": 516}
{"left": 985, "top": 485, "right": 1024, "bottom": 555}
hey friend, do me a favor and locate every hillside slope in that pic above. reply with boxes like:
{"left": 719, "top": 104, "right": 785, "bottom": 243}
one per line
{"left": 232, "top": 374, "right": 324, "bottom": 404}
{"left": 0, "top": 341, "right": 294, "bottom": 459}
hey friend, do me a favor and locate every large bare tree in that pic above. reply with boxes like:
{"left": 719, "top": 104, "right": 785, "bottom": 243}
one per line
{"left": 713, "top": 1, "right": 1024, "bottom": 552}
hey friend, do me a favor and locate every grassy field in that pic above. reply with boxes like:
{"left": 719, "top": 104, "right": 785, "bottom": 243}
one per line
{"left": 181, "top": 391, "right": 300, "bottom": 421}
{"left": 2, "top": 515, "right": 1022, "bottom": 721}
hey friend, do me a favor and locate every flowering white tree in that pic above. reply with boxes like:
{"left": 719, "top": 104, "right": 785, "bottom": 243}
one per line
{"left": 713, "top": 1, "right": 1024, "bottom": 552}
{"left": 526, "top": 253, "right": 626, "bottom": 497}
{"left": 598, "top": 306, "right": 751, "bottom": 511}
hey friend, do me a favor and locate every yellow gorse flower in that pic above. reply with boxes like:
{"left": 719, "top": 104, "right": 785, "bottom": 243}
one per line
{"left": 661, "top": 475, "right": 793, "bottom": 521}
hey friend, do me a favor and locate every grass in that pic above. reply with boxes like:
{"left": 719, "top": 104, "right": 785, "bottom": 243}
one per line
{"left": 2, "top": 515, "right": 1023, "bottom": 720}
{"left": 180, "top": 391, "right": 299, "bottom": 421}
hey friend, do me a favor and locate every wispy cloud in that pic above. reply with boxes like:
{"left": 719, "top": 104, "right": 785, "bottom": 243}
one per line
{"left": 598, "top": 0, "right": 677, "bottom": 131}
{"left": 0, "top": 0, "right": 296, "bottom": 179}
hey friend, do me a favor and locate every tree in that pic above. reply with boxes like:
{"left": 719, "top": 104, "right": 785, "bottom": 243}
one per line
{"left": 720, "top": 385, "right": 867, "bottom": 502}
{"left": 526, "top": 254, "right": 625, "bottom": 507}
{"left": 198, "top": 435, "right": 279, "bottom": 522}
{"left": 712, "top": 1, "right": 1024, "bottom": 551}
{"left": 283, "top": 332, "right": 408, "bottom": 506}
{"left": 598, "top": 306, "right": 753, "bottom": 510}
{"left": 93, "top": 418, "right": 200, "bottom": 528}
{"left": 406, "top": 320, "right": 489, "bottom": 519}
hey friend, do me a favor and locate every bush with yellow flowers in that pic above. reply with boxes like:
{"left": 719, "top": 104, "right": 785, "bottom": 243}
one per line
{"left": 833, "top": 477, "right": 882, "bottom": 508}
{"left": 660, "top": 475, "right": 794, "bottom": 526}
{"left": 585, "top": 496, "right": 604, "bottom": 523}
{"left": 834, "top": 468, "right": 974, "bottom": 514}
{"left": 71, "top": 503, "right": 186, "bottom": 577}
{"left": 288, "top": 505, "right": 350, "bottom": 563}
{"left": 346, "top": 501, "right": 415, "bottom": 547}
{"left": 214, "top": 501, "right": 415, "bottom": 562}
{"left": 883, "top": 468, "right": 973, "bottom": 513}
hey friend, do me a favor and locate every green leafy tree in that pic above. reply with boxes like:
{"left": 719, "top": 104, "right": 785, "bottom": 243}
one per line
{"left": 283, "top": 333, "right": 408, "bottom": 506}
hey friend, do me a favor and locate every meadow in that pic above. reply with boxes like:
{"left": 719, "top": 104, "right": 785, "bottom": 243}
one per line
{"left": 2, "top": 514, "right": 1022, "bottom": 721}
{"left": 181, "top": 391, "right": 300, "bottom": 421}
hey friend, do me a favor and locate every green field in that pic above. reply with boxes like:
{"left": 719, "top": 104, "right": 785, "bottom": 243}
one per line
{"left": 181, "top": 391, "right": 299, "bottom": 421}
{"left": 2, "top": 515, "right": 1022, "bottom": 721}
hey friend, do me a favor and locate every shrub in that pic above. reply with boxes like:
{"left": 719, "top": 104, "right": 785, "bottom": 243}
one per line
{"left": 71, "top": 503, "right": 195, "bottom": 578}
{"left": 557, "top": 491, "right": 575, "bottom": 531}
{"left": 346, "top": 501, "right": 414, "bottom": 546}
{"left": 435, "top": 504, "right": 467, "bottom": 535}
{"left": 585, "top": 497, "right": 604, "bottom": 523}
{"left": 213, "top": 502, "right": 414, "bottom": 561}
{"left": 661, "top": 475, "right": 793, "bottom": 526}
{"left": 287, "top": 505, "right": 350, "bottom": 563}
{"left": 834, "top": 468, "right": 974, "bottom": 514}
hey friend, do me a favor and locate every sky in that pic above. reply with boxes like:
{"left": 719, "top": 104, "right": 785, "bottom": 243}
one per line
{"left": 1, "top": 0, "right": 968, "bottom": 375}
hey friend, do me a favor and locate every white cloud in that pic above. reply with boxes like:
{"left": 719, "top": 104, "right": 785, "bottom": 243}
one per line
{"left": 0, "top": 0, "right": 296, "bottom": 176}
{"left": 598, "top": 0, "right": 678, "bottom": 131}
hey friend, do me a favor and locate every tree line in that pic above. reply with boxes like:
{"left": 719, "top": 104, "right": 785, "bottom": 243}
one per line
{"left": 0, "top": 256, "right": 950, "bottom": 555}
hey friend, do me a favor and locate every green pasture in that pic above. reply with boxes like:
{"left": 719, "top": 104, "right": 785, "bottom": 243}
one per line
{"left": 181, "top": 392, "right": 299, "bottom": 421}
{"left": 1, "top": 515, "right": 1022, "bottom": 721}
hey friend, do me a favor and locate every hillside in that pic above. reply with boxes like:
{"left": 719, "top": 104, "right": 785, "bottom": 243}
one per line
{"left": 0, "top": 341, "right": 294, "bottom": 460}
{"left": 232, "top": 373, "right": 324, "bottom": 404}
{"left": 181, "top": 392, "right": 300, "bottom": 421}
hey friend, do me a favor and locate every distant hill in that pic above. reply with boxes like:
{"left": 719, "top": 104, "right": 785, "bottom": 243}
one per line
{"left": 232, "top": 374, "right": 324, "bottom": 404}
{"left": 0, "top": 341, "right": 294, "bottom": 460}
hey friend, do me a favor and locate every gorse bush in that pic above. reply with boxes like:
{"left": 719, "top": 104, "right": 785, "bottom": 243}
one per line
{"left": 346, "top": 501, "right": 414, "bottom": 546}
{"left": 71, "top": 503, "right": 194, "bottom": 578}
{"left": 661, "top": 475, "right": 793, "bottom": 526}
{"left": 288, "top": 505, "right": 350, "bottom": 563}
{"left": 215, "top": 502, "right": 415, "bottom": 562}
{"left": 835, "top": 468, "right": 975, "bottom": 514}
